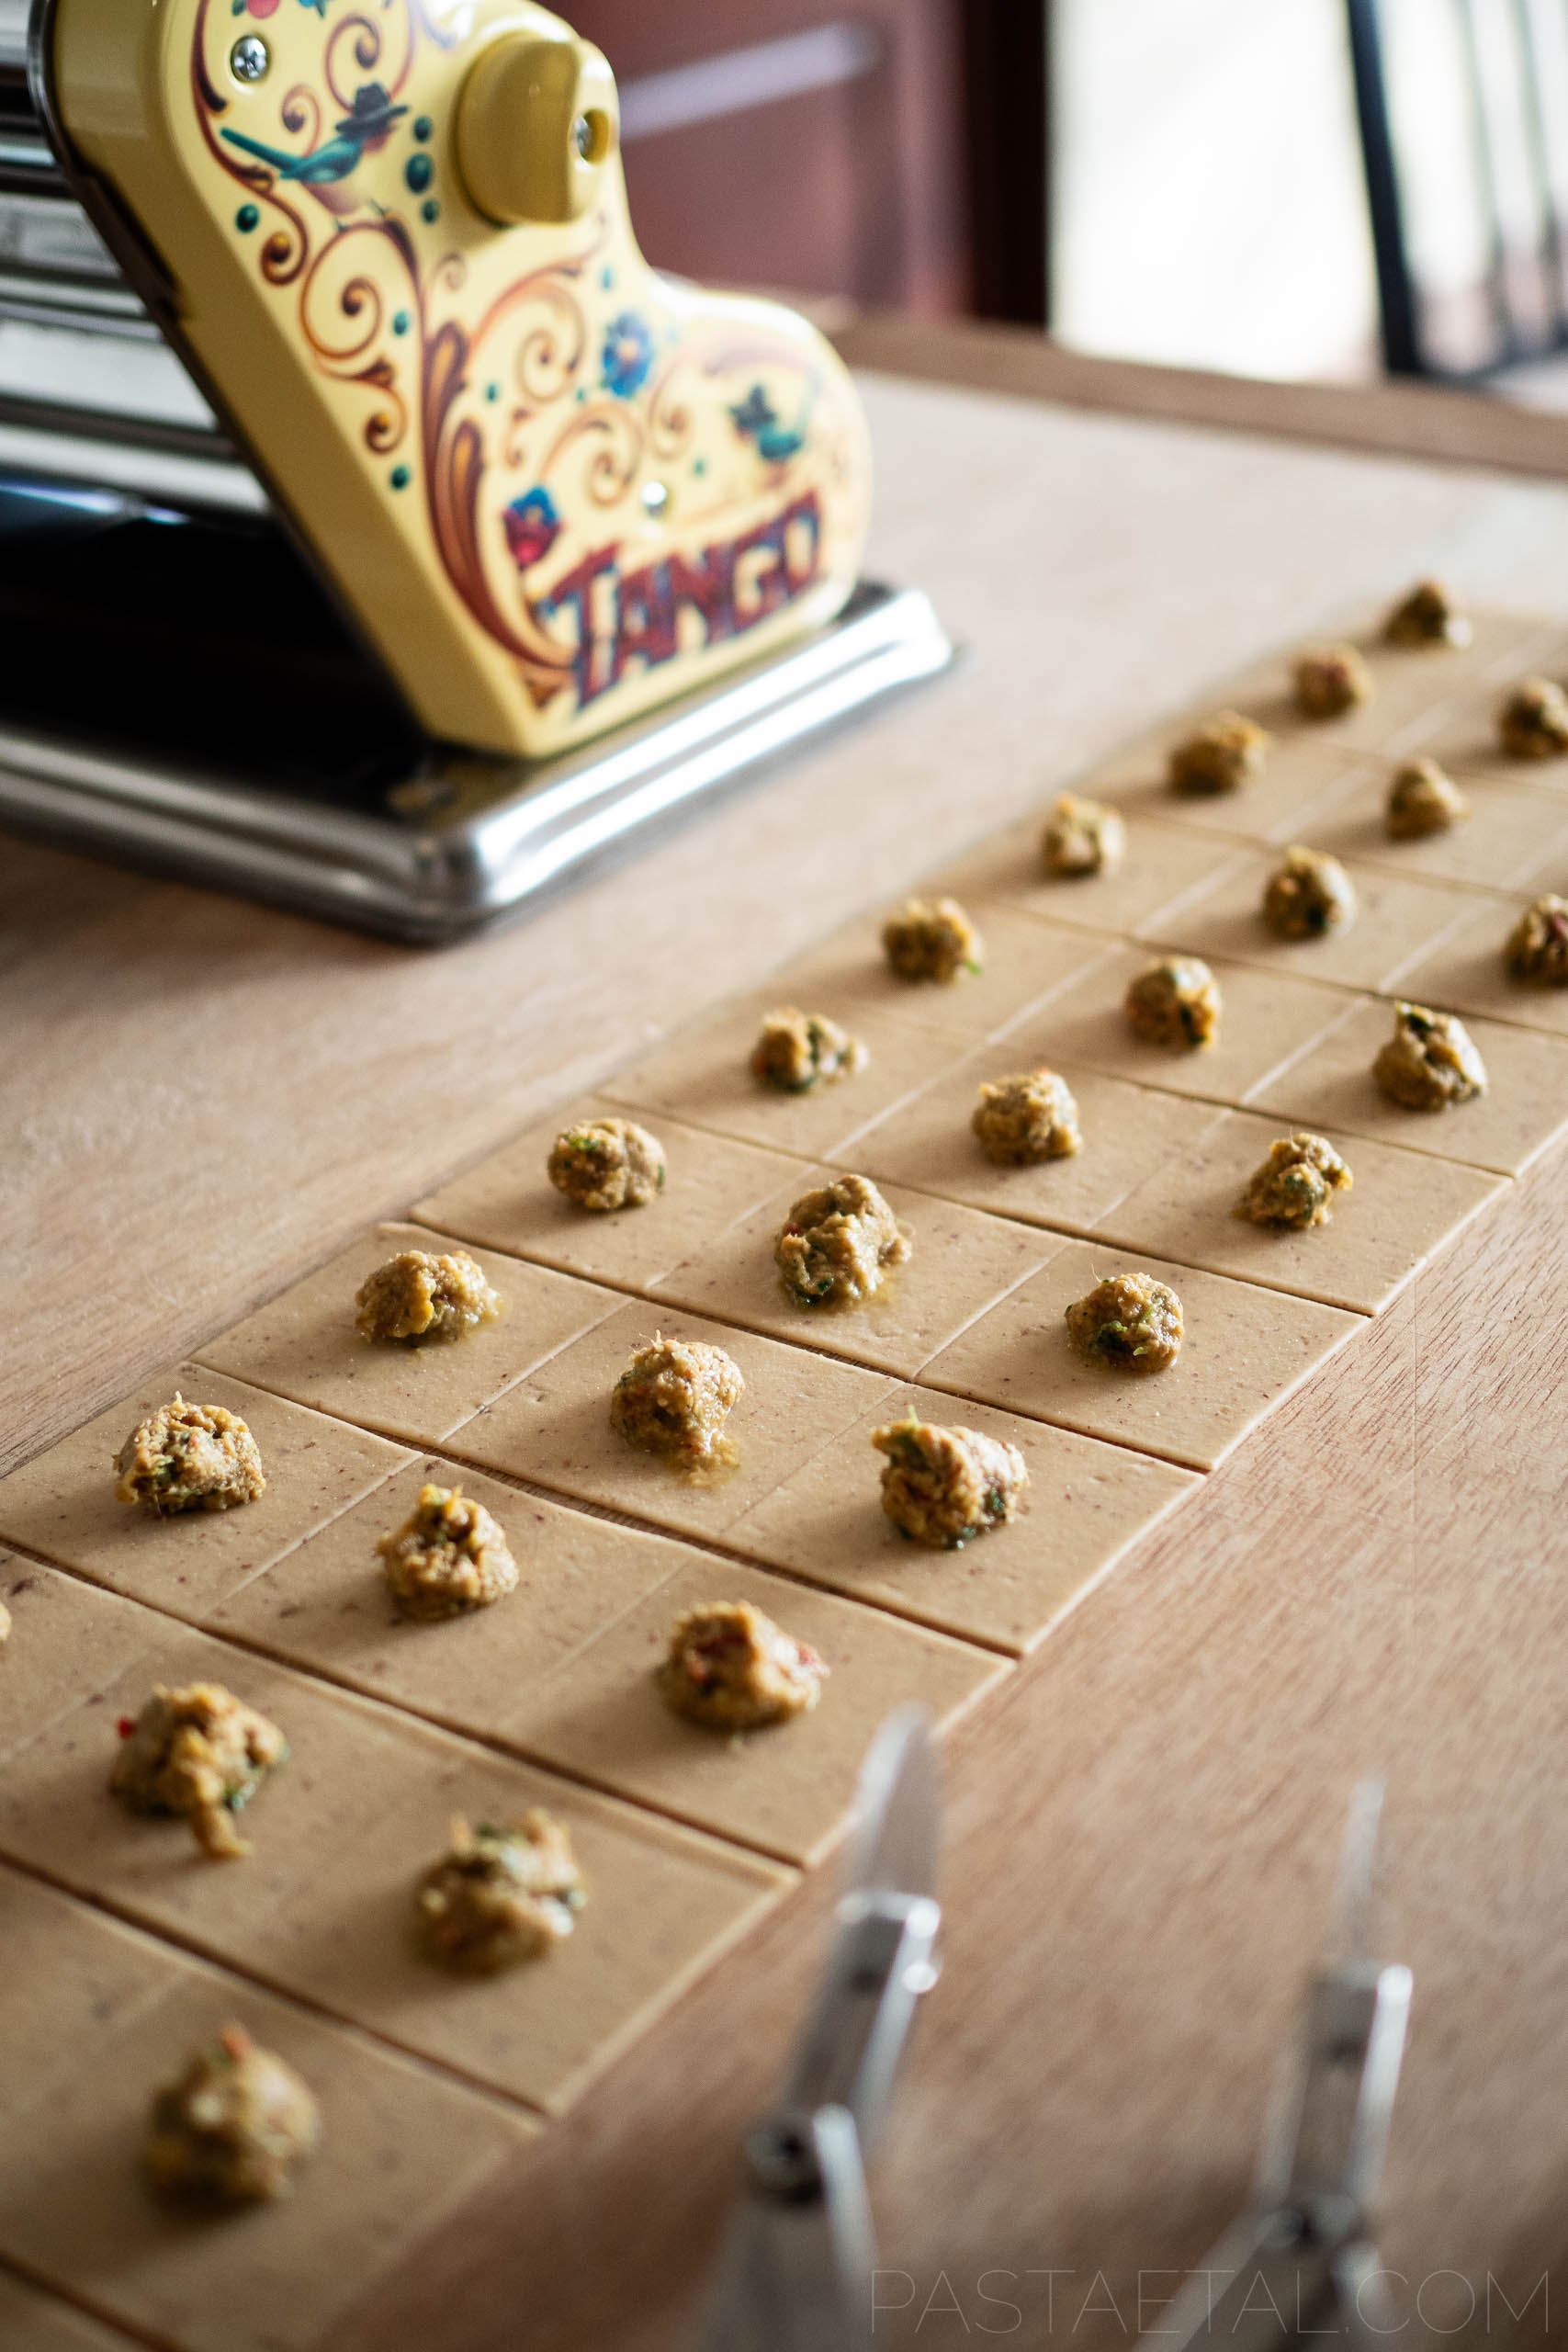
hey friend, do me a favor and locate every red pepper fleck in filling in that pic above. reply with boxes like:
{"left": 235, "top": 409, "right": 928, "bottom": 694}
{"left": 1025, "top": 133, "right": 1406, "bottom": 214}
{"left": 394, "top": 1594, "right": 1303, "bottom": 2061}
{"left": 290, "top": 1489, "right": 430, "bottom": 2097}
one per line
{"left": 117, "top": 1716, "right": 137, "bottom": 1738}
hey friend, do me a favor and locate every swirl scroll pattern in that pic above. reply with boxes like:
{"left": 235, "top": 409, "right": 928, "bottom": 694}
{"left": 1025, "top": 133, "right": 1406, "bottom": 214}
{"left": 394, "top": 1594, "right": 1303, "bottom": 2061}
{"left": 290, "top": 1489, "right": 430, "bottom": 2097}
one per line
{"left": 191, "top": 0, "right": 587, "bottom": 696}
{"left": 187, "top": 0, "right": 857, "bottom": 724}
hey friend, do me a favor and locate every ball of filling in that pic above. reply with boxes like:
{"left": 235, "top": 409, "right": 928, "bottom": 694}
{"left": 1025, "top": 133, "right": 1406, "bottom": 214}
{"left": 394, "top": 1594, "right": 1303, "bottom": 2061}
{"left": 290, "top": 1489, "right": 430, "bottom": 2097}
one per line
{"left": 1386, "top": 758, "right": 1468, "bottom": 839}
{"left": 1372, "top": 1002, "right": 1487, "bottom": 1110}
{"left": 1066, "top": 1272, "right": 1183, "bottom": 1374}
{"left": 774, "top": 1173, "right": 911, "bottom": 1306}
{"left": 610, "top": 1334, "right": 744, "bottom": 1467}
{"left": 657, "top": 1600, "right": 826, "bottom": 1731}
{"left": 881, "top": 896, "right": 983, "bottom": 983}
{"left": 1124, "top": 956, "right": 1222, "bottom": 1049}
{"left": 377, "top": 1483, "right": 520, "bottom": 1621}
{"left": 355, "top": 1249, "right": 502, "bottom": 1344}
{"left": 1382, "top": 578, "right": 1471, "bottom": 648}
{"left": 971, "top": 1069, "right": 1081, "bottom": 1165}
{"left": 1499, "top": 677, "right": 1568, "bottom": 759}
{"left": 872, "top": 1417, "right": 1029, "bottom": 1548}
{"left": 750, "top": 1007, "right": 867, "bottom": 1093}
{"left": 1236, "top": 1134, "right": 1354, "bottom": 1229}
{"left": 112, "top": 1682, "right": 288, "bottom": 1860}
{"left": 414, "top": 1813, "right": 585, "bottom": 1972}
{"left": 1293, "top": 644, "right": 1373, "bottom": 718}
{"left": 547, "top": 1116, "right": 666, "bottom": 1212}
{"left": 1167, "top": 711, "right": 1269, "bottom": 797}
{"left": 114, "top": 1394, "right": 265, "bottom": 1517}
{"left": 146, "top": 2025, "right": 320, "bottom": 2206}
{"left": 1504, "top": 893, "right": 1568, "bottom": 987}
{"left": 1042, "top": 792, "right": 1126, "bottom": 876}
{"left": 1262, "top": 845, "right": 1357, "bottom": 940}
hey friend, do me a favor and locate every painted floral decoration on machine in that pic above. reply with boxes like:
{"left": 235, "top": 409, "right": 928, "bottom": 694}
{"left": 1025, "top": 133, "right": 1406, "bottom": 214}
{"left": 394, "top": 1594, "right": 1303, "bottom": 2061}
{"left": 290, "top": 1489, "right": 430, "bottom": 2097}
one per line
{"left": 50, "top": 0, "right": 872, "bottom": 756}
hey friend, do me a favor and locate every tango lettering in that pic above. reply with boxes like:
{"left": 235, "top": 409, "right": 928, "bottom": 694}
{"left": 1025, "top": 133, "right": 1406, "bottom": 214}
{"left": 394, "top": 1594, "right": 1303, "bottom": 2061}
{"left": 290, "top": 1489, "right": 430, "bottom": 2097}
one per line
{"left": 536, "top": 490, "right": 824, "bottom": 707}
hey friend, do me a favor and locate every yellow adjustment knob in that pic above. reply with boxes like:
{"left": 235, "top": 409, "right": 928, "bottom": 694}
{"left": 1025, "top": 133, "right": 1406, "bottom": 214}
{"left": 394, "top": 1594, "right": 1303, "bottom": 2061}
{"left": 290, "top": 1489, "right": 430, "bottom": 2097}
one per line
{"left": 456, "top": 28, "right": 619, "bottom": 226}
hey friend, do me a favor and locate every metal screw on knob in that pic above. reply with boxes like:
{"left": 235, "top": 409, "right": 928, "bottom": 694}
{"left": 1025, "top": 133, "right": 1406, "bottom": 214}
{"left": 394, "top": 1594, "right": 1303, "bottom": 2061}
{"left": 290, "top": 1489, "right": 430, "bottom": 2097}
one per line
{"left": 744, "top": 2117, "right": 824, "bottom": 2202}
{"left": 230, "top": 36, "right": 269, "bottom": 84}
{"left": 456, "top": 32, "right": 617, "bottom": 223}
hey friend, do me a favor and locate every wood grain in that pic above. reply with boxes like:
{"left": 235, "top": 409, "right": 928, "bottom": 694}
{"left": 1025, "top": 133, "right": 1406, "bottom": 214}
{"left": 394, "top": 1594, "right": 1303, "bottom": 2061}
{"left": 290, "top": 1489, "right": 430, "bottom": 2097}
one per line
{"left": 6, "top": 353, "right": 1568, "bottom": 2349}
{"left": 835, "top": 311, "right": 1568, "bottom": 484}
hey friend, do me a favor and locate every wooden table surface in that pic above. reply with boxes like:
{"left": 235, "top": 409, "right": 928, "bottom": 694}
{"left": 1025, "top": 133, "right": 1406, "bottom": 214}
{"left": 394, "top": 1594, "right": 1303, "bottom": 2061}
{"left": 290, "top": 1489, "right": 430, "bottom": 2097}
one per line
{"left": 9, "top": 329, "right": 1568, "bottom": 2350}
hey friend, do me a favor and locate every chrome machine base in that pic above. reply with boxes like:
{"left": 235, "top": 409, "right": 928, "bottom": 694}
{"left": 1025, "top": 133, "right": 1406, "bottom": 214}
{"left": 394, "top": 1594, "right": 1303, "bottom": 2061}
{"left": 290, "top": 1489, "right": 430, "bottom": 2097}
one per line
{"left": 0, "top": 580, "right": 954, "bottom": 943}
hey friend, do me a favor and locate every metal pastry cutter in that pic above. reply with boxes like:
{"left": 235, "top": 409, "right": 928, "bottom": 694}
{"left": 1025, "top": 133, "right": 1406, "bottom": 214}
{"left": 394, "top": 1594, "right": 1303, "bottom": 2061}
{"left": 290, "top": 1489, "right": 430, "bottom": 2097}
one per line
{"left": 693, "top": 1706, "right": 942, "bottom": 2352}
{"left": 1156, "top": 1781, "right": 1413, "bottom": 2352}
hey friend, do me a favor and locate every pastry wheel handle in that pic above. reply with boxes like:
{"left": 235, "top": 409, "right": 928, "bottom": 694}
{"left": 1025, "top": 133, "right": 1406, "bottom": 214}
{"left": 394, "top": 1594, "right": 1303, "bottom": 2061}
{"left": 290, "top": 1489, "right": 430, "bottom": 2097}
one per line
{"left": 689, "top": 1892, "right": 941, "bottom": 2352}
{"left": 693, "top": 2103, "right": 877, "bottom": 2352}
{"left": 1150, "top": 1783, "right": 1413, "bottom": 2352}
{"left": 1156, "top": 2221, "right": 1402, "bottom": 2352}
{"left": 690, "top": 1713, "right": 942, "bottom": 2351}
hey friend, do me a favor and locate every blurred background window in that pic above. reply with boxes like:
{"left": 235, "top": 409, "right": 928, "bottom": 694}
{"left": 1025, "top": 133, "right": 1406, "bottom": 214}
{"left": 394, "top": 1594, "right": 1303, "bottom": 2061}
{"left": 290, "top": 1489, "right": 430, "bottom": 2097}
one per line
{"left": 571, "top": 0, "right": 976, "bottom": 314}
{"left": 1358, "top": 0, "right": 1568, "bottom": 397}
{"left": 572, "top": 1, "right": 1568, "bottom": 404}
{"left": 1053, "top": 0, "right": 1380, "bottom": 380}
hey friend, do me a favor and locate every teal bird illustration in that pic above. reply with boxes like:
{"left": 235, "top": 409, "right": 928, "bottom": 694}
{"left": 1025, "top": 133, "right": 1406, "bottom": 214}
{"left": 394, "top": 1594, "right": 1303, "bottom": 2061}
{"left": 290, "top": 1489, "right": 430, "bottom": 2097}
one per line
{"left": 221, "top": 82, "right": 408, "bottom": 185}
{"left": 728, "top": 381, "right": 818, "bottom": 466}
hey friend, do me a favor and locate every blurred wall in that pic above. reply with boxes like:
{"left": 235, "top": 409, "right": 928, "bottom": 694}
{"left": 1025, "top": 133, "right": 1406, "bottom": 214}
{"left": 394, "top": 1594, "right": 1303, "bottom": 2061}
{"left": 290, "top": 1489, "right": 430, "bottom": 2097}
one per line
{"left": 1054, "top": 0, "right": 1382, "bottom": 381}
{"left": 571, "top": 1, "right": 970, "bottom": 313}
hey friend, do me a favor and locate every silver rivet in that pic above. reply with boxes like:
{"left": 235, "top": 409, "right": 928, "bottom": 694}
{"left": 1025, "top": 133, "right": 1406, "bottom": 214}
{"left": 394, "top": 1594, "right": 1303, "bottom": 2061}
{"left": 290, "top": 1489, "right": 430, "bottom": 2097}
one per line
{"left": 231, "top": 35, "right": 270, "bottom": 85}
{"left": 641, "top": 481, "right": 670, "bottom": 518}
{"left": 388, "top": 775, "right": 460, "bottom": 818}
{"left": 573, "top": 114, "right": 593, "bottom": 159}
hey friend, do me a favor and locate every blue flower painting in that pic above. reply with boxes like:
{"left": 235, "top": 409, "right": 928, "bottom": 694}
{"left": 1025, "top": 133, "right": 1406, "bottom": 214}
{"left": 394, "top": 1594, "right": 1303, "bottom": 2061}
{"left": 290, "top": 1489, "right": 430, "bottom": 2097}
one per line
{"left": 502, "top": 486, "right": 563, "bottom": 571}
{"left": 602, "top": 311, "right": 654, "bottom": 400}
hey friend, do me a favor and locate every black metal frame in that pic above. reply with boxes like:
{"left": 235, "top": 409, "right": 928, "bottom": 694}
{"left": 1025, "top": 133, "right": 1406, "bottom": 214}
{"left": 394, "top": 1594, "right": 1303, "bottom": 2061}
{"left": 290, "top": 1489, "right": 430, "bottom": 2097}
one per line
{"left": 1344, "top": 0, "right": 1424, "bottom": 373}
{"left": 962, "top": 1, "right": 1051, "bottom": 327}
{"left": 1347, "top": 0, "right": 1568, "bottom": 379}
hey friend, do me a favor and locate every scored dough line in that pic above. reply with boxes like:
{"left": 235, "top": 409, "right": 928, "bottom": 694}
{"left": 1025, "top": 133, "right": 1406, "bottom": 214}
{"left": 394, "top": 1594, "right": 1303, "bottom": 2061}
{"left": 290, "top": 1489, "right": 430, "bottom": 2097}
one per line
{"left": 354, "top": 1453, "right": 1029, "bottom": 1659}
{"left": 0, "top": 1521, "right": 835, "bottom": 1869}
{"left": 0, "top": 1844, "right": 540, "bottom": 2118}
{"left": 0, "top": 1815, "right": 754, "bottom": 2127}
{"left": 0, "top": 2250, "right": 177, "bottom": 2352}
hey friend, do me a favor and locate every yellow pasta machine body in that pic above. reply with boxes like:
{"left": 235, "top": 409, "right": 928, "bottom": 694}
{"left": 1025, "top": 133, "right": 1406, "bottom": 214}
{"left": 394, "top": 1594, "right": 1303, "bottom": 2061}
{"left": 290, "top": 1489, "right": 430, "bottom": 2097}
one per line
{"left": 0, "top": 0, "right": 949, "bottom": 932}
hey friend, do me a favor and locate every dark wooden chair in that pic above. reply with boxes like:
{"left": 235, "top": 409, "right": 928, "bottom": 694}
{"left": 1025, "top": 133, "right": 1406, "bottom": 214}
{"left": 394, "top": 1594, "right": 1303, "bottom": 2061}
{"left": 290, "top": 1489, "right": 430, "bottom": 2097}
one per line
{"left": 962, "top": 3, "right": 1051, "bottom": 326}
{"left": 1347, "top": 0, "right": 1568, "bottom": 379}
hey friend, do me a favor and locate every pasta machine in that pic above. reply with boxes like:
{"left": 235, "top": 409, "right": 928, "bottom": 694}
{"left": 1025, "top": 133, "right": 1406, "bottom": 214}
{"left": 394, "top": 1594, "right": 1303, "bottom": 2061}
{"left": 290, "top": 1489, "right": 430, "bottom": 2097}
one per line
{"left": 0, "top": 0, "right": 951, "bottom": 936}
